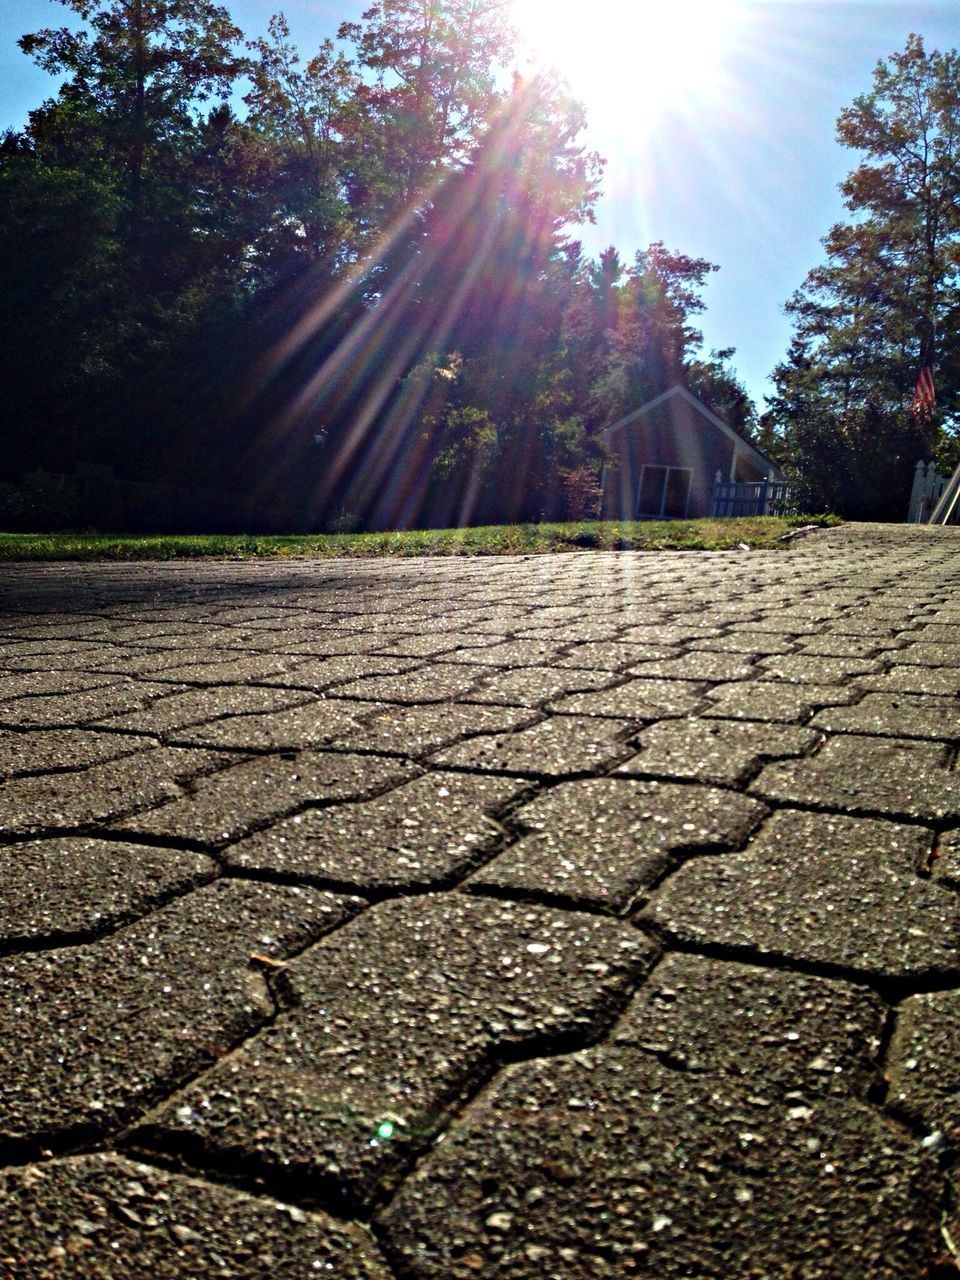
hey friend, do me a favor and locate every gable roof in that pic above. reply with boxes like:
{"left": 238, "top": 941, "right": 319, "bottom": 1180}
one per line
{"left": 604, "top": 384, "right": 777, "bottom": 476}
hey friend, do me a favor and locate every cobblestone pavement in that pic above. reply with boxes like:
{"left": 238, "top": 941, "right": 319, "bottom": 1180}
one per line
{"left": 1, "top": 523, "right": 959, "bottom": 1278}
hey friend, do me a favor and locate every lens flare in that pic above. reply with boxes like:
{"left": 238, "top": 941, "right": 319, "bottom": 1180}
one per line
{"left": 238, "top": 78, "right": 572, "bottom": 532}
{"left": 511, "top": 0, "right": 747, "bottom": 129}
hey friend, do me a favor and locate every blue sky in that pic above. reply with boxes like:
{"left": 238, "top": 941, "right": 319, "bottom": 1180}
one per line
{"left": 1, "top": 0, "right": 957, "bottom": 409}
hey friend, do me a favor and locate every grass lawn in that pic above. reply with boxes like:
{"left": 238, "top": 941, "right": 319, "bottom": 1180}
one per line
{"left": 0, "top": 516, "right": 840, "bottom": 561}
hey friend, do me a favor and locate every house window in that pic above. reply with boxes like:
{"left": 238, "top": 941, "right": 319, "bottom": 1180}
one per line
{"left": 637, "top": 466, "right": 692, "bottom": 518}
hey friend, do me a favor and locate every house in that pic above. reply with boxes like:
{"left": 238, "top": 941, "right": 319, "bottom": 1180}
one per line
{"left": 600, "top": 385, "right": 780, "bottom": 520}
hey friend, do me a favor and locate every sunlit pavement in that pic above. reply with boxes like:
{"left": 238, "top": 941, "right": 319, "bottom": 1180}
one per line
{"left": 1, "top": 523, "right": 959, "bottom": 1278}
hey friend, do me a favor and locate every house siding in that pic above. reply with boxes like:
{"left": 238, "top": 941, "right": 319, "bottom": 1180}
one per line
{"left": 601, "top": 389, "right": 776, "bottom": 520}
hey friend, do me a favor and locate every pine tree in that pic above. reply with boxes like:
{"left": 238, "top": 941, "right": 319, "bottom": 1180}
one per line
{"left": 770, "top": 35, "right": 959, "bottom": 517}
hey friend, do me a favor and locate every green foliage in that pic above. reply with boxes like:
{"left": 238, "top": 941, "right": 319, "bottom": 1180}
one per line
{"left": 769, "top": 35, "right": 959, "bottom": 518}
{"left": 0, "top": 471, "right": 81, "bottom": 531}
{"left": 0, "top": 0, "right": 758, "bottom": 532}
{"left": 242, "top": 14, "right": 360, "bottom": 278}
{"left": 337, "top": 0, "right": 512, "bottom": 214}
{"left": 1, "top": 0, "right": 253, "bottom": 480}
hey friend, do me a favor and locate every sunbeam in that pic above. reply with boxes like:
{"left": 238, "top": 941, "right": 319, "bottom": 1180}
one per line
{"left": 239, "top": 75, "right": 571, "bottom": 531}
{"left": 511, "top": 0, "right": 749, "bottom": 130}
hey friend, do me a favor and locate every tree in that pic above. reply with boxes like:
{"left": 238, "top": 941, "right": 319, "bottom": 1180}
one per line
{"left": 686, "top": 349, "right": 757, "bottom": 439}
{"left": 0, "top": 0, "right": 253, "bottom": 480}
{"left": 19, "top": 0, "right": 245, "bottom": 247}
{"left": 243, "top": 15, "right": 360, "bottom": 281}
{"left": 284, "top": 72, "right": 606, "bottom": 530}
{"left": 0, "top": 0, "right": 753, "bottom": 531}
{"left": 769, "top": 35, "right": 960, "bottom": 517}
{"left": 338, "top": 0, "right": 513, "bottom": 219}
{"left": 559, "top": 242, "right": 720, "bottom": 432}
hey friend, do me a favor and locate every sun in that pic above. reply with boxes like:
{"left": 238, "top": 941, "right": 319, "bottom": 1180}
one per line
{"left": 510, "top": 0, "right": 747, "bottom": 129}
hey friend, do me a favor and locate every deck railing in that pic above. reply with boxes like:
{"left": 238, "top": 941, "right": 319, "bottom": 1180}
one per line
{"left": 711, "top": 473, "right": 794, "bottom": 518}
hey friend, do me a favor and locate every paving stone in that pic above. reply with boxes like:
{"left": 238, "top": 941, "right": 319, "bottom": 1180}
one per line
{"left": 614, "top": 952, "right": 886, "bottom": 1096}
{"left": 0, "top": 1154, "right": 392, "bottom": 1278}
{"left": 430, "top": 714, "right": 634, "bottom": 777}
{"left": 106, "top": 629, "right": 255, "bottom": 654}
{"left": 618, "top": 623, "right": 725, "bottom": 645}
{"left": 91, "top": 684, "right": 316, "bottom": 735}
{"left": 378, "top": 1047, "right": 939, "bottom": 1279}
{"left": 331, "top": 662, "right": 491, "bottom": 704}
{"left": 0, "top": 649, "right": 137, "bottom": 674}
{"left": 526, "top": 605, "right": 607, "bottom": 625}
{"left": 794, "top": 635, "right": 889, "bottom": 658}
{"left": 685, "top": 632, "right": 794, "bottom": 656}
{"left": 132, "top": 654, "right": 315, "bottom": 683}
{"left": 225, "top": 771, "right": 528, "bottom": 889}
{"left": 64, "top": 647, "right": 225, "bottom": 678}
{"left": 121, "top": 751, "right": 417, "bottom": 845}
{"left": 887, "top": 641, "right": 960, "bottom": 667}
{"left": 818, "top": 616, "right": 920, "bottom": 638}
{"left": 466, "top": 665, "right": 618, "bottom": 707}
{"left": 835, "top": 606, "right": 935, "bottom": 624}
{"left": 0, "top": 639, "right": 107, "bottom": 660}
{"left": 702, "top": 680, "right": 859, "bottom": 722}
{"left": 907, "top": 624, "right": 960, "bottom": 643}
{"left": 857, "top": 666, "right": 960, "bottom": 696}
{"left": 886, "top": 989, "right": 960, "bottom": 1145}
{"left": 513, "top": 620, "right": 618, "bottom": 642}
{"left": 96, "top": 620, "right": 238, "bottom": 643}
{"left": 200, "top": 607, "right": 300, "bottom": 626}
{"left": 626, "top": 652, "right": 756, "bottom": 682}
{"left": 367, "top": 631, "right": 491, "bottom": 658}
{"left": 0, "top": 837, "right": 215, "bottom": 945}
{"left": 757, "top": 602, "right": 842, "bottom": 620}
{"left": 0, "top": 620, "right": 112, "bottom": 640}
{"left": 344, "top": 701, "right": 537, "bottom": 756}
{"left": 682, "top": 602, "right": 762, "bottom": 621}
{"left": 230, "top": 629, "right": 406, "bottom": 657}
{"left": 0, "top": 670, "right": 123, "bottom": 699}
{"left": 724, "top": 618, "right": 822, "bottom": 636}
{"left": 167, "top": 697, "right": 382, "bottom": 750}
{"left": 255, "top": 653, "right": 422, "bottom": 692}
{"left": 752, "top": 734, "right": 960, "bottom": 822}
{"left": 170, "top": 699, "right": 533, "bottom": 757}
{"left": 641, "top": 810, "right": 954, "bottom": 981}
{"left": 441, "top": 639, "right": 569, "bottom": 667}
{"left": 469, "top": 779, "right": 763, "bottom": 911}
{"left": 0, "top": 745, "right": 229, "bottom": 836}
{"left": 756, "top": 654, "right": 882, "bottom": 684}
{"left": 617, "top": 718, "right": 819, "bottom": 786}
{"left": 1, "top": 532, "right": 959, "bottom": 1271}
{"left": 829, "top": 611, "right": 936, "bottom": 632}
{"left": 439, "top": 612, "right": 526, "bottom": 636}
{"left": 812, "top": 692, "right": 960, "bottom": 740}
{"left": 554, "top": 640, "right": 678, "bottom": 669}
{"left": 547, "top": 678, "right": 706, "bottom": 720}
{"left": 933, "top": 827, "right": 960, "bottom": 889}
{"left": 0, "top": 880, "right": 358, "bottom": 1143}
{"left": 0, "top": 725, "right": 147, "bottom": 777}
{"left": 0, "top": 680, "right": 181, "bottom": 729}
{"left": 131, "top": 895, "right": 656, "bottom": 1209}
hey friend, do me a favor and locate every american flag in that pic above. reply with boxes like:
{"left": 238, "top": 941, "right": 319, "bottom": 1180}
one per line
{"left": 912, "top": 365, "right": 935, "bottom": 417}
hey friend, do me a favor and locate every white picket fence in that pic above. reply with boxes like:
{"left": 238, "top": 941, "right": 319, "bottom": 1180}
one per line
{"left": 907, "top": 459, "right": 960, "bottom": 524}
{"left": 711, "top": 472, "right": 794, "bottom": 518}
{"left": 908, "top": 460, "right": 947, "bottom": 522}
